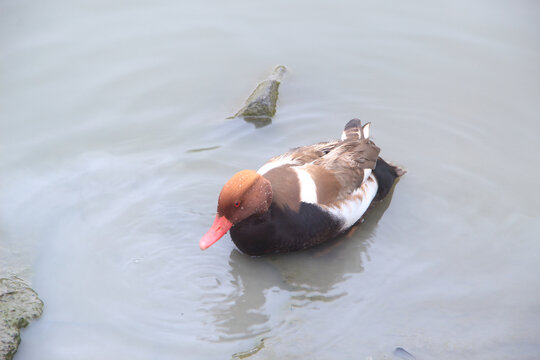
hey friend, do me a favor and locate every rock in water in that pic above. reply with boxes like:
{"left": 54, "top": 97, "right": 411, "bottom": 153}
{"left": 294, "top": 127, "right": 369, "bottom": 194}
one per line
{"left": 0, "top": 277, "right": 44, "bottom": 360}
{"left": 393, "top": 347, "right": 416, "bottom": 360}
{"left": 232, "top": 65, "right": 287, "bottom": 127}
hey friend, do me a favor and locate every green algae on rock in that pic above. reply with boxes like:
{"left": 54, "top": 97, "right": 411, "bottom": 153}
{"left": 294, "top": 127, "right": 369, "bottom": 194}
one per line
{"left": 231, "top": 65, "right": 287, "bottom": 128}
{"left": 0, "top": 277, "right": 44, "bottom": 360}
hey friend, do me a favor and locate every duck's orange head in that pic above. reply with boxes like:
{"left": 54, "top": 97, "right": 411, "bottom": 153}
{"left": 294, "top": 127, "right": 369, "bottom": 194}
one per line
{"left": 199, "top": 170, "right": 272, "bottom": 250}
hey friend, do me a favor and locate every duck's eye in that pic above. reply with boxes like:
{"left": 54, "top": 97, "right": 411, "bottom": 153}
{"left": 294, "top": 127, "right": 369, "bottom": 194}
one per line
{"left": 234, "top": 201, "right": 240, "bottom": 208}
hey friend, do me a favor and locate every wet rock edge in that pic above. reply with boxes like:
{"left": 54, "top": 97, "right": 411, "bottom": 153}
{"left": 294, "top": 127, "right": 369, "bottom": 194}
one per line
{"left": 0, "top": 277, "right": 44, "bottom": 360}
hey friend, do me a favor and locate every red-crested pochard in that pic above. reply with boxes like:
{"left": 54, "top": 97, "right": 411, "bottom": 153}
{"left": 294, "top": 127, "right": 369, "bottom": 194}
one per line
{"left": 200, "top": 119, "right": 405, "bottom": 255}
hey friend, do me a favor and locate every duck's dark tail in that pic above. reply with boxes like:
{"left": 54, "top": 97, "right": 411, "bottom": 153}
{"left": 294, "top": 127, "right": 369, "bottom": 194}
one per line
{"left": 373, "top": 157, "right": 406, "bottom": 201}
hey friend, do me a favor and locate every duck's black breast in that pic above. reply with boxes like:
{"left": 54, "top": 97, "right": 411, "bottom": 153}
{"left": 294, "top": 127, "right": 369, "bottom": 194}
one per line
{"left": 229, "top": 202, "right": 342, "bottom": 256}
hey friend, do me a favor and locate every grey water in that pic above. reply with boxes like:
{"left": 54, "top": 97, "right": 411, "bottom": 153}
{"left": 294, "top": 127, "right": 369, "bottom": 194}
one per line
{"left": 1, "top": 0, "right": 540, "bottom": 359}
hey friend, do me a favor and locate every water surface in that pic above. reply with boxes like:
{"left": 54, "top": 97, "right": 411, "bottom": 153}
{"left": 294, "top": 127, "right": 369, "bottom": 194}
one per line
{"left": 1, "top": 0, "right": 540, "bottom": 359}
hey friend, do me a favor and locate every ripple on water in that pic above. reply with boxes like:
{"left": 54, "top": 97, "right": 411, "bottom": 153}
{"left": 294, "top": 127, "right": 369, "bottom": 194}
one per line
{"left": 194, "top": 185, "right": 399, "bottom": 343}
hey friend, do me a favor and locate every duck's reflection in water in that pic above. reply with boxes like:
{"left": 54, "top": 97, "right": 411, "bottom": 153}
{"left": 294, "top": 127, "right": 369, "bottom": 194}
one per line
{"left": 203, "top": 185, "right": 397, "bottom": 341}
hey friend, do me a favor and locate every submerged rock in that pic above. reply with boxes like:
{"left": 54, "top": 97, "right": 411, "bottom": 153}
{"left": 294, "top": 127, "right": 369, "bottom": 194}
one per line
{"left": 0, "top": 277, "right": 44, "bottom": 360}
{"left": 232, "top": 338, "right": 265, "bottom": 359}
{"left": 393, "top": 347, "right": 416, "bottom": 360}
{"left": 232, "top": 65, "right": 287, "bottom": 128}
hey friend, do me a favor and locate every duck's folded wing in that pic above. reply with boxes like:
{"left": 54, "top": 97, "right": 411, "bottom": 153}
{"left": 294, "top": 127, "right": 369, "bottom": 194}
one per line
{"left": 300, "top": 139, "right": 381, "bottom": 231}
{"left": 312, "top": 139, "right": 380, "bottom": 198}
{"left": 257, "top": 141, "right": 339, "bottom": 175}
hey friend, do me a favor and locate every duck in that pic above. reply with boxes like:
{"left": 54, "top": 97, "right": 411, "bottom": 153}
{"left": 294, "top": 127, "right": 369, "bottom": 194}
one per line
{"left": 199, "top": 119, "right": 405, "bottom": 256}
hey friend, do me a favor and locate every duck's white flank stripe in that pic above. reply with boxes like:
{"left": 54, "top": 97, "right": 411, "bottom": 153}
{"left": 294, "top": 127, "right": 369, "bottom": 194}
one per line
{"left": 294, "top": 168, "right": 318, "bottom": 204}
{"left": 257, "top": 155, "right": 295, "bottom": 175}
{"left": 363, "top": 169, "right": 372, "bottom": 184}
{"left": 326, "top": 174, "right": 378, "bottom": 231}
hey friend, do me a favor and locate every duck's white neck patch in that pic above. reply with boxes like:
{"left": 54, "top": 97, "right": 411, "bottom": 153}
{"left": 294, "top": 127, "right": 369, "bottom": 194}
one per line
{"left": 294, "top": 168, "right": 318, "bottom": 204}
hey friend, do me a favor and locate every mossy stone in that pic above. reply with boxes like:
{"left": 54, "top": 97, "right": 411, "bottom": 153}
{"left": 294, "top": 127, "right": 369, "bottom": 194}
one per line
{"left": 0, "top": 277, "right": 44, "bottom": 360}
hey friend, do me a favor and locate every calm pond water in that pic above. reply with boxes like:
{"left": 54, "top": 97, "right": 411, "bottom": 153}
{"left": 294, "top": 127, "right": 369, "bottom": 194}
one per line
{"left": 1, "top": 0, "right": 540, "bottom": 359}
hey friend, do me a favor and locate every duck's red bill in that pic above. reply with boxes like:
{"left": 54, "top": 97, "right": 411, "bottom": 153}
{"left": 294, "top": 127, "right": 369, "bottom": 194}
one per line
{"left": 199, "top": 215, "right": 233, "bottom": 250}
